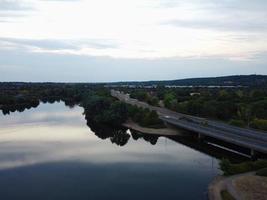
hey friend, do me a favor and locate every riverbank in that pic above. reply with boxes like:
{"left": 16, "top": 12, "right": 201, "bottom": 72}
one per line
{"left": 123, "top": 120, "right": 180, "bottom": 136}
{"left": 208, "top": 172, "right": 267, "bottom": 200}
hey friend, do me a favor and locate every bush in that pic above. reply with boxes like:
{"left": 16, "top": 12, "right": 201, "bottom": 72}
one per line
{"left": 219, "top": 159, "right": 232, "bottom": 175}
{"left": 219, "top": 159, "right": 267, "bottom": 176}
{"left": 250, "top": 119, "right": 267, "bottom": 131}
{"left": 83, "top": 94, "right": 128, "bottom": 126}
{"left": 256, "top": 168, "right": 267, "bottom": 177}
{"left": 127, "top": 105, "right": 165, "bottom": 128}
{"left": 229, "top": 119, "right": 246, "bottom": 127}
{"left": 221, "top": 190, "right": 236, "bottom": 200}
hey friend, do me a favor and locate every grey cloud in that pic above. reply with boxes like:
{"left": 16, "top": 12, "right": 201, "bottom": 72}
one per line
{"left": 155, "top": 0, "right": 181, "bottom": 8}
{"left": 0, "top": 12, "right": 28, "bottom": 22}
{"left": 159, "top": 0, "right": 267, "bottom": 32}
{"left": 80, "top": 39, "right": 119, "bottom": 49}
{"left": 0, "top": 0, "right": 33, "bottom": 22}
{"left": 0, "top": 0, "right": 32, "bottom": 11}
{"left": 0, "top": 38, "right": 79, "bottom": 50}
{"left": 0, "top": 37, "right": 119, "bottom": 51}
{"left": 41, "top": 0, "right": 80, "bottom": 1}
{"left": 0, "top": 48, "right": 267, "bottom": 82}
{"left": 165, "top": 18, "right": 267, "bottom": 32}
{"left": 207, "top": 0, "right": 267, "bottom": 12}
{"left": 157, "top": 0, "right": 267, "bottom": 11}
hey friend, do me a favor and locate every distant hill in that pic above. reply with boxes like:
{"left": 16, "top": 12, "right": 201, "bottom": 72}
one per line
{"left": 112, "top": 75, "right": 267, "bottom": 87}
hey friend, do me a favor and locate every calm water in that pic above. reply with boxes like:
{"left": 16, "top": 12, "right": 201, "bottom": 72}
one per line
{"left": 0, "top": 102, "right": 220, "bottom": 200}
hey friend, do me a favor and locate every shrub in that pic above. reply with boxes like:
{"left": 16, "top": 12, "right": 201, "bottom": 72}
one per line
{"left": 250, "top": 119, "right": 267, "bottom": 131}
{"left": 127, "top": 105, "right": 165, "bottom": 128}
{"left": 221, "top": 190, "right": 236, "bottom": 200}
{"left": 256, "top": 168, "right": 267, "bottom": 177}
{"left": 229, "top": 119, "right": 246, "bottom": 127}
{"left": 219, "top": 159, "right": 267, "bottom": 176}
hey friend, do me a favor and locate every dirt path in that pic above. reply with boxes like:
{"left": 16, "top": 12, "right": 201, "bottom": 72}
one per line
{"left": 123, "top": 121, "right": 181, "bottom": 136}
{"left": 208, "top": 171, "right": 267, "bottom": 200}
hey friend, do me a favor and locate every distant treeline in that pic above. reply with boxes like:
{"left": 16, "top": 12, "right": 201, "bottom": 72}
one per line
{"left": 108, "top": 75, "right": 267, "bottom": 87}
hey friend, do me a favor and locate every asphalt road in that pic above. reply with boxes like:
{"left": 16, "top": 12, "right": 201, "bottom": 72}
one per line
{"left": 111, "top": 90, "right": 267, "bottom": 154}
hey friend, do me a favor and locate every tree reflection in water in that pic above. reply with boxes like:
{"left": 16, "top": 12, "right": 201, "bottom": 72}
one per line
{"left": 1, "top": 101, "right": 40, "bottom": 115}
{"left": 130, "top": 130, "right": 159, "bottom": 145}
{"left": 86, "top": 120, "right": 130, "bottom": 146}
{"left": 1, "top": 100, "right": 160, "bottom": 147}
{"left": 86, "top": 120, "right": 159, "bottom": 147}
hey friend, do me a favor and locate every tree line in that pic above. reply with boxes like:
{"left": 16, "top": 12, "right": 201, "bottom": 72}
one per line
{"left": 125, "top": 87, "right": 267, "bottom": 131}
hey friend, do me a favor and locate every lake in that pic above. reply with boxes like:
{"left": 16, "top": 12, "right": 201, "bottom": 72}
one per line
{"left": 0, "top": 102, "right": 220, "bottom": 200}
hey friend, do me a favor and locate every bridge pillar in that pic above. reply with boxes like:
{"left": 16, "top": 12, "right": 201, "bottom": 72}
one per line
{"left": 250, "top": 149, "right": 257, "bottom": 161}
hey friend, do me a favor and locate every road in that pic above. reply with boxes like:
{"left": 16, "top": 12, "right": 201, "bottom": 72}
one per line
{"left": 111, "top": 90, "right": 267, "bottom": 155}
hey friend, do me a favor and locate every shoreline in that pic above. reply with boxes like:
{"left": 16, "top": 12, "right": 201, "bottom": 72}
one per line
{"left": 123, "top": 120, "right": 180, "bottom": 136}
{"left": 208, "top": 171, "right": 267, "bottom": 200}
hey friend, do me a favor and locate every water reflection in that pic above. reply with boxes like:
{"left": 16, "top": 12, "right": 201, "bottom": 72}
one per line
{"left": 87, "top": 121, "right": 130, "bottom": 146}
{"left": 87, "top": 120, "right": 160, "bottom": 147}
{"left": 0, "top": 102, "right": 220, "bottom": 200}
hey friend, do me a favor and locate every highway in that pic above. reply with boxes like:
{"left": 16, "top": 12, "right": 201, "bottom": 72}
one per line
{"left": 111, "top": 90, "right": 267, "bottom": 155}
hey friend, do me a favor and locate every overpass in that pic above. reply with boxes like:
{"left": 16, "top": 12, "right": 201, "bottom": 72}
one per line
{"left": 111, "top": 90, "right": 267, "bottom": 157}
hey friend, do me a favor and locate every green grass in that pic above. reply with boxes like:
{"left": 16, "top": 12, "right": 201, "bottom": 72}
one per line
{"left": 256, "top": 168, "right": 267, "bottom": 177}
{"left": 220, "top": 159, "right": 267, "bottom": 176}
{"left": 221, "top": 190, "right": 236, "bottom": 200}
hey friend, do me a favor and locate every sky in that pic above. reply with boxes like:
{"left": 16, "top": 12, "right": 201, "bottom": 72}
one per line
{"left": 0, "top": 0, "right": 267, "bottom": 82}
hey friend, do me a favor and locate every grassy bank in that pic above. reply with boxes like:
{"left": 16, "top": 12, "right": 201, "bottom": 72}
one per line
{"left": 221, "top": 190, "right": 236, "bottom": 200}
{"left": 220, "top": 159, "right": 267, "bottom": 176}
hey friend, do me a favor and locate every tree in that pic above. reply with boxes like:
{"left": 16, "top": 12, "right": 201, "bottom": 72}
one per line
{"left": 251, "top": 100, "right": 267, "bottom": 119}
{"left": 163, "top": 92, "right": 176, "bottom": 108}
{"left": 237, "top": 104, "right": 253, "bottom": 126}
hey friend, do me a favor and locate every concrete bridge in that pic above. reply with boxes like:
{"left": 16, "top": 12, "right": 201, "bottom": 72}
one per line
{"left": 111, "top": 90, "right": 267, "bottom": 158}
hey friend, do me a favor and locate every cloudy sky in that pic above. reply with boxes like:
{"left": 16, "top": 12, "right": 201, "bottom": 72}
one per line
{"left": 0, "top": 0, "right": 267, "bottom": 82}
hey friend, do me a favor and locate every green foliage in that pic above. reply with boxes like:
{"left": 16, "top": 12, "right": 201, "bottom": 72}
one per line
{"left": 221, "top": 190, "right": 236, "bottom": 200}
{"left": 256, "top": 168, "right": 267, "bottom": 177}
{"left": 237, "top": 104, "right": 253, "bottom": 126}
{"left": 163, "top": 92, "right": 176, "bottom": 108}
{"left": 130, "top": 90, "right": 159, "bottom": 106}
{"left": 251, "top": 100, "right": 267, "bottom": 119}
{"left": 2, "top": 81, "right": 267, "bottom": 131}
{"left": 83, "top": 95, "right": 111, "bottom": 114}
{"left": 229, "top": 119, "right": 246, "bottom": 127}
{"left": 147, "top": 96, "right": 159, "bottom": 106}
{"left": 83, "top": 94, "right": 128, "bottom": 126}
{"left": 124, "top": 85, "right": 267, "bottom": 131}
{"left": 235, "top": 90, "right": 244, "bottom": 98}
{"left": 250, "top": 119, "right": 267, "bottom": 131}
{"left": 218, "top": 90, "right": 230, "bottom": 101}
{"left": 250, "top": 89, "right": 266, "bottom": 100}
{"left": 130, "top": 90, "right": 148, "bottom": 101}
{"left": 219, "top": 159, "right": 267, "bottom": 176}
{"left": 127, "top": 105, "right": 165, "bottom": 128}
{"left": 82, "top": 92, "right": 163, "bottom": 128}
{"left": 219, "top": 159, "right": 232, "bottom": 175}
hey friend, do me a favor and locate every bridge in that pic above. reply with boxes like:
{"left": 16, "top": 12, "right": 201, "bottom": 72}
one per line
{"left": 111, "top": 90, "right": 267, "bottom": 158}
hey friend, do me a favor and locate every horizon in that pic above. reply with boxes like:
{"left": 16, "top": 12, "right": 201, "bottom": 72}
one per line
{"left": 1, "top": 74, "right": 266, "bottom": 84}
{"left": 1, "top": 0, "right": 267, "bottom": 82}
